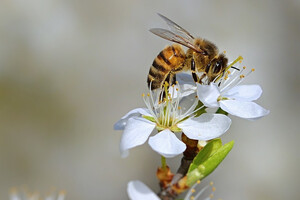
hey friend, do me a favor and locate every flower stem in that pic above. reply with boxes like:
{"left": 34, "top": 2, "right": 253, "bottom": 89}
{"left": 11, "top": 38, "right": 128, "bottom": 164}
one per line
{"left": 161, "top": 156, "right": 167, "bottom": 170}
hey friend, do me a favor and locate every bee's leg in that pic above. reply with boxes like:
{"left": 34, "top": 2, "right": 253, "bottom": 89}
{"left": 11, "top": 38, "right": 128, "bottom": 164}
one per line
{"left": 198, "top": 73, "right": 207, "bottom": 84}
{"left": 191, "top": 58, "right": 199, "bottom": 82}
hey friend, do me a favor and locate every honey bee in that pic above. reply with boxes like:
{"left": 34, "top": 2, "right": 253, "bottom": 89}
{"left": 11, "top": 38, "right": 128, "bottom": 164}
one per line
{"left": 147, "top": 14, "right": 229, "bottom": 90}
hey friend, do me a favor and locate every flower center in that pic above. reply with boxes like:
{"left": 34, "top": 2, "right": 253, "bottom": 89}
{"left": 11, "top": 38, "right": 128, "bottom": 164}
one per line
{"left": 143, "top": 82, "right": 198, "bottom": 132}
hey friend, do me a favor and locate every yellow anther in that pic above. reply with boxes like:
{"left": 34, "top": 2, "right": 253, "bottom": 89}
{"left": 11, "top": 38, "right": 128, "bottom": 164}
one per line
{"left": 164, "top": 81, "right": 169, "bottom": 86}
{"left": 176, "top": 88, "right": 179, "bottom": 91}
{"left": 239, "top": 60, "right": 242, "bottom": 63}
{"left": 243, "top": 66, "right": 246, "bottom": 69}
{"left": 172, "top": 84, "right": 175, "bottom": 87}
{"left": 212, "top": 187, "right": 216, "bottom": 192}
{"left": 209, "top": 194, "right": 214, "bottom": 198}
{"left": 224, "top": 76, "right": 228, "bottom": 80}
{"left": 251, "top": 68, "right": 255, "bottom": 71}
{"left": 223, "top": 50, "right": 226, "bottom": 54}
{"left": 190, "top": 196, "right": 195, "bottom": 200}
{"left": 178, "top": 106, "right": 181, "bottom": 110}
{"left": 227, "top": 70, "right": 231, "bottom": 74}
{"left": 195, "top": 95, "right": 198, "bottom": 98}
{"left": 210, "top": 181, "right": 214, "bottom": 186}
{"left": 147, "top": 93, "right": 150, "bottom": 97}
{"left": 240, "top": 75, "right": 245, "bottom": 78}
{"left": 142, "top": 93, "right": 145, "bottom": 97}
{"left": 197, "top": 180, "right": 201, "bottom": 184}
{"left": 175, "top": 81, "right": 179, "bottom": 84}
{"left": 191, "top": 188, "right": 196, "bottom": 193}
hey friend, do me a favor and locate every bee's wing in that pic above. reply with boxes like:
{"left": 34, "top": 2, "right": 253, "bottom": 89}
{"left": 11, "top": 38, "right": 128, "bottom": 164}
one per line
{"left": 157, "top": 13, "right": 195, "bottom": 40}
{"left": 150, "top": 28, "right": 204, "bottom": 53}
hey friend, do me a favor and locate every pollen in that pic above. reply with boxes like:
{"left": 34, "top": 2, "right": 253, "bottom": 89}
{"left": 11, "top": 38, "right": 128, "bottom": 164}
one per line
{"left": 178, "top": 106, "right": 181, "bottom": 110}
{"left": 212, "top": 186, "right": 216, "bottom": 192}
{"left": 191, "top": 188, "right": 196, "bottom": 193}
{"left": 176, "top": 88, "right": 179, "bottom": 91}
{"left": 240, "top": 75, "right": 245, "bottom": 78}
{"left": 175, "top": 81, "right": 179, "bottom": 84}
{"left": 251, "top": 68, "right": 255, "bottom": 71}
{"left": 243, "top": 66, "right": 246, "bottom": 69}
{"left": 223, "top": 50, "right": 226, "bottom": 54}
{"left": 239, "top": 60, "right": 242, "bottom": 63}
{"left": 142, "top": 93, "right": 145, "bottom": 97}
{"left": 147, "top": 93, "right": 150, "bottom": 97}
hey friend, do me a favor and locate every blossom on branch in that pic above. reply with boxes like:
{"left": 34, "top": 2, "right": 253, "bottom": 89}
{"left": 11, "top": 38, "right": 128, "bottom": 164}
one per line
{"left": 114, "top": 83, "right": 231, "bottom": 158}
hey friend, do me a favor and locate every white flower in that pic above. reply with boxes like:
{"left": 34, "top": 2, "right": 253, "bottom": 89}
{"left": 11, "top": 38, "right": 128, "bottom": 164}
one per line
{"left": 197, "top": 64, "right": 269, "bottom": 120}
{"left": 10, "top": 188, "right": 66, "bottom": 200}
{"left": 127, "top": 180, "right": 216, "bottom": 200}
{"left": 114, "top": 84, "right": 231, "bottom": 158}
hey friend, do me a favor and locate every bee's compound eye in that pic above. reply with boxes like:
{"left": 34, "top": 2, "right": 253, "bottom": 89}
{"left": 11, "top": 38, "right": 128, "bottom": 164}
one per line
{"left": 213, "top": 61, "right": 222, "bottom": 73}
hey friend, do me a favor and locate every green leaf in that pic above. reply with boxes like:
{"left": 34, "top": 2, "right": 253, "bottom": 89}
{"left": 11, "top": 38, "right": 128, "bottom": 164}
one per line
{"left": 187, "top": 139, "right": 222, "bottom": 173}
{"left": 186, "top": 140, "right": 234, "bottom": 186}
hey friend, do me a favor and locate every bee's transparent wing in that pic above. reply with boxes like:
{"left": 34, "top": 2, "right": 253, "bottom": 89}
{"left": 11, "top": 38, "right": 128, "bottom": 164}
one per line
{"left": 150, "top": 28, "right": 204, "bottom": 53}
{"left": 157, "top": 13, "right": 195, "bottom": 41}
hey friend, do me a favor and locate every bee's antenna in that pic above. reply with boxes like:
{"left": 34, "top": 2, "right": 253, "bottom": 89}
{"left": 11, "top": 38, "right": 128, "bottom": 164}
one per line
{"left": 230, "top": 66, "right": 240, "bottom": 71}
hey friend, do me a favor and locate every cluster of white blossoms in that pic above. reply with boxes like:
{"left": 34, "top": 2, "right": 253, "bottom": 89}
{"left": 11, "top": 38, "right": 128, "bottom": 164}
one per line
{"left": 9, "top": 188, "right": 66, "bottom": 200}
{"left": 114, "top": 58, "right": 269, "bottom": 159}
{"left": 115, "top": 57, "right": 269, "bottom": 200}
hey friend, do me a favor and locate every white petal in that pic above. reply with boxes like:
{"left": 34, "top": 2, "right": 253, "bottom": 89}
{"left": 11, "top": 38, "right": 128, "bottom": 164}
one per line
{"left": 114, "top": 108, "right": 151, "bottom": 130}
{"left": 148, "top": 129, "right": 186, "bottom": 158}
{"left": 196, "top": 83, "right": 220, "bottom": 107}
{"left": 178, "top": 113, "right": 231, "bottom": 140}
{"left": 127, "top": 180, "right": 160, "bottom": 200}
{"left": 223, "top": 85, "right": 262, "bottom": 101}
{"left": 120, "top": 117, "right": 156, "bottom": 157}
{"left": 220, "top": 100, "right": 270, "bottom": 119}
{"left": 176, "top": 72, "right": 196, "bottom": 85}
{"left": 179, "top": 93, "right": 199, "bottom": 114}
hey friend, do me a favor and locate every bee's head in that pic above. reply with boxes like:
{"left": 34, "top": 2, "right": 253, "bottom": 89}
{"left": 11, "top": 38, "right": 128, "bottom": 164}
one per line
{"left": 207, "top": 54, "right": 228, "bottom": 82}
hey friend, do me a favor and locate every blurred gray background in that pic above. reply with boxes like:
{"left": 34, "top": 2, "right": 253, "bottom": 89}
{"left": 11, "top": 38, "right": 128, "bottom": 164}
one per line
{"left": 0, "top": 0, "right": 299, "bottom": 199}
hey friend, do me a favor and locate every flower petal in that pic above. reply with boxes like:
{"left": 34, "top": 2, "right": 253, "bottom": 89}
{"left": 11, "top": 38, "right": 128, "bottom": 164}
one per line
{"left": 127, "top": 180, "right": 160, "bottom": 200}
{"left": 120, "top": 117, "right": 156, "bottom": 157}
{"left": 178, "top": 113, "right": 231, "bottom": 140}
{"left": 179, "top": 93, "right": 199, "bottom": 114}
{"left": 196, "top": 83, "right": 220, "bottom": 107}
{"left": 220, "top": 100, "right": 270, "bottom": 119}
{"left": 176, "top": 72, "right": 196, "bottom": 86}
{"left": 223, "top": 84, "right": 262, "bottom": 101}
{"left": 148, "top": 129, "right": 186, "bottom": 158}
{"left": 114, "top": 108, "right": 151, "bottom": 130}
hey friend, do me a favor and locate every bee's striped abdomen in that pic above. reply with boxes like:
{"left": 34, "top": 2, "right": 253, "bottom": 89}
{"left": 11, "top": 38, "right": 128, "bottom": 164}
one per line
{"left": 147, "top": 44, "right": 185, "bottom": 90}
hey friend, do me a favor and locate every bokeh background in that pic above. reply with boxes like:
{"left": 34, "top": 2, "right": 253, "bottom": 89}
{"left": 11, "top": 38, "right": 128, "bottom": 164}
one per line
{"left": 0, "top": 0, "right": 299, "bottom": 199}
